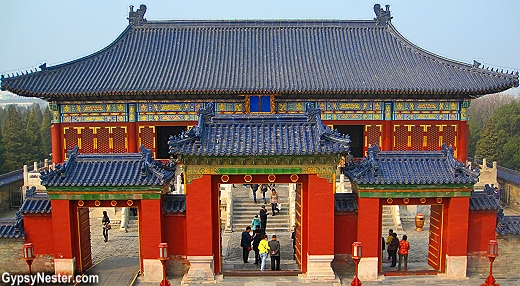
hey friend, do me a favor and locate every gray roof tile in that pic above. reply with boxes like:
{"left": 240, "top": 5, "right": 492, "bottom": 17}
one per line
{"left": 2, "top": 17, "right": 517, "bottom": 99}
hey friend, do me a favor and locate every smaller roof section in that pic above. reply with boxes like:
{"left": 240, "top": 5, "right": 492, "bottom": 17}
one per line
{"left": 497, "top": 165, "right": 520, "bottom": 187}
{"left": 168, "top": 103, "right": 351, "bottom": 157}
{"left": 19, "top": 188, "right": 51, "bottom": 214}
{"left": 40, "top": 146, "right": 174, "bottom": 188}
{"left": 0, "top": 212, "right": 24, "bottom": 239}
{"left": 496, "top": 210, "right": 520, "bottom": 235}
{"left": 469, "top": 185, "right": 500, "bottom": 211}
{"left": 345, "top": 144, "right": 479, "bottom": 185}
{"left": 162, "top": 194, "right": 186, "bottom": 214}
{"left": 335, "top": 193, "right": 358, "bottom": 212}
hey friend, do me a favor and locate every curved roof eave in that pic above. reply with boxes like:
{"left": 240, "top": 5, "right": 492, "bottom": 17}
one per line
{"left": 1, "top": 19, "right": 518, "bottom": 99}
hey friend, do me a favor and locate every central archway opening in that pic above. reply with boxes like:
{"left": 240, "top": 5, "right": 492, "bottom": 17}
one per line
{"left": 219, "top": 183, "right": 301, "bottom": 274}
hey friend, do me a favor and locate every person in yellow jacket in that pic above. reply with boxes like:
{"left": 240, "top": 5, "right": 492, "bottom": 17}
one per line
{"left": 258, "top": 234, "right": 270, "bottom": 271}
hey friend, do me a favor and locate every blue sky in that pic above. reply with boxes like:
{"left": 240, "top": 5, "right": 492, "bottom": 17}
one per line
{"left": 1, "top": 0, "right": 519, "bottom": 94}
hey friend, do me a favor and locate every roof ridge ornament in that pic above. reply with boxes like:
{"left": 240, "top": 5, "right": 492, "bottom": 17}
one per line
{"left": 128, "top": 4, "right": 147, "bottom": 26}
{"left": 373, "top": 4, "right": 392, "bottom": 26}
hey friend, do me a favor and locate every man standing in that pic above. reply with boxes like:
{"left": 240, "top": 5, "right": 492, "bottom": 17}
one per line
{"left": 240, "top": 226, "right": 252, "bottom": 263}
{"left": 268, "top": 234, "right": 281, "bottom": 270}
{"left": 385, "top": 229, "right": 393, "bottom": 262}
{"left": 259, "top": 205, "right": 269, "bottom": 233}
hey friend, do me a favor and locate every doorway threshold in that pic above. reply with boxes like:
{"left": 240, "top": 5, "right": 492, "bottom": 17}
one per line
{"left": 222, "top": 270, "right": 301, "bottom": 276}
{"left": 383, "top": 270, "right": 438, "bottom": 276}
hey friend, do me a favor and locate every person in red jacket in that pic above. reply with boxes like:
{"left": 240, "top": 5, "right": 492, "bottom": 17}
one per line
{"left": 398, "top": 235, "right": 410, "bottom": 271}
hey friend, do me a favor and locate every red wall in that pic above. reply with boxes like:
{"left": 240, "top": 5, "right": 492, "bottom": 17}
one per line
{"left": 139, "top": 200, "right": 163, "bottom": 259}
{"left": 467, "top": 211, "right": 498, "bottom": 253}
{"left": 24, "top": 214, "right": 54, "bottom": 255}
{"left": 51, "top": 200, "right": 75, "bottom": 258}
{"left": 445, "top": 197, "right": 470, "bottom": 256}
{"left": 306, "top": 175, "right": 335, "bottom": 256}
{"left": 334, "top": 212, "right": 357, "bottom": 254}
{"left": 356, "top": 198, "right": 381, "bottom": 257}
{"left": 162, "top": 215, "right": 186, "bottom": 256}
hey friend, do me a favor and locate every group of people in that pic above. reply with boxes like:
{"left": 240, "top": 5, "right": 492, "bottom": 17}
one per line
{"left": 250, "top": 184, "right": 281, "bottom": 216}
{"left": 240, "top": 226, "right": 281, "bottom": 271}
{"left": 384, "top": 229, "right": 410, "bottom": 271}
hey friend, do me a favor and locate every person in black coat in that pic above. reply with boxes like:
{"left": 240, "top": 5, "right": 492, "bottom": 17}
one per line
{"left": 259, "top": 205, "right": 269, "bottom": 233}
{"left": 240, "top": 226, "right": 252, "bottom": 263}
{"left": 252, "top": 227, "right": 262, "bottom": 264}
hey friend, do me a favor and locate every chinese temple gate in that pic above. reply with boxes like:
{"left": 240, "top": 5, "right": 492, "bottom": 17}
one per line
{"left": 1, "top": 3, "right": 518, "bottom": 283}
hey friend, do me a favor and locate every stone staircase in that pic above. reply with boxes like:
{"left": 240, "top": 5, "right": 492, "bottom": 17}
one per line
{"left": 382, "top": 205, "right": 403, "bottom": 233}
{"left": 231, "top": 185, "right": 291, "bottom": 233}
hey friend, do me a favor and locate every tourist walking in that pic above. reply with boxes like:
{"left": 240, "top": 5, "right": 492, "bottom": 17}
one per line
{"left": 388, "top": 232, "right": 399, "bottom": 267}
{"left": 385, "top": 229, "right": 394, "bottom": 262}
{"left": 268, "top": 234, "right": 281, "bottom": 270}
{"left": 398, "top": 234, "right": 410, "bottom": 271}
{"left": 102, "top": 211, "right": 111, "bottom": 242}
{"left": 240, "top": 226, "right": 252, "bottom": 263}
{"left": 259, "top": 205, "right": 269, "bottom": 233}
{"left": 258, "top": 234, "right": 270, "bottom": 271}
{"left": 260, "top": 184, "right": 269, "bottom": 204}
{"left": 250, "top": 184, "right": 259, "bottom": 204}
{"left": 252, "top": 228, "right": 262, "bottom": 264}
{"left": 270, "top": 189, "right": 280, "bottom": 216}
{"left": 251, "top": 214, "right": 261, "bottom": 232}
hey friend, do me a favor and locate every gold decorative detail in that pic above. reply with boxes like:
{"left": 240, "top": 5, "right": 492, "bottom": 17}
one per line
{"left": 420, "top": 198, "right": 427, "bottom": 204}
{"left": 111, "top": 200, "right": 117, "bottom": 206}
{"left": 94, "top": 200, "right": 101, "bottom": 206}
{"left": 436, "top": 198, "right": 442, "bottom": 203}
{"left": 403, "top": 198, "right": 409, "bottom": 204}
{"left": 221, "top": 175, "right": 229, "bottom": 182}
{"left": 127, "top": 200, "right": 134, "bottom": 206}
{"left": 78, "top": 200, "right": 84, "bottom": 207}
{"left": 244, "top": 175, "right": 253, "bottom": 182}
{"left": 268, "top": 174, "right": 276, "bottom": 182}
{"left": 290, "top": 174, "right": 299, "bottom": 182}
{"left": 387, "top": 198, "right": 393, "bottom": 204}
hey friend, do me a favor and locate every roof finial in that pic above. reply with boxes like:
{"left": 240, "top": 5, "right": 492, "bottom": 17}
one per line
{"left": 128, "top": 4, "right": 147, "bottom": 26}
{"left": 374, "top": 4, "right": 392, "bottom": 26}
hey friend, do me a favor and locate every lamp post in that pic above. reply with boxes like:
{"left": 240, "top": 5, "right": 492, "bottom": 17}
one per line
{"left": 351, "top": 241, "right": 362, "bottom": 286}
{"left": 481, "top": 240, "right": 500, "bottom": 286}
{"left": 158, "top": 243, "right": 170, "bottom": 286}
{"left": 23, "top": 243, "right": 35, "bottom": 286}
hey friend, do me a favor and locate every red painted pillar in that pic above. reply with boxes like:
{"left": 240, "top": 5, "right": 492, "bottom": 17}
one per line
{"left": 128, "top": 122, "right": 137, "bottom": 153}
{"left": 458, "top": 121, "right": 469, "bottom": 161}
{"left": 50, "top": 200, "right": 75, "bottom": 275}
{"left": 356, "top": 197, "right": 381, "bottom": 280}
{"left": 139, "top": 199, "right": 163, "bottom": 278}
{"left": 304, "top": 174, "right": 336, "bottom": 279}
{"left": 51, "top": 123, "right": 63, "bottom": 163}
{"left": 382, "top": 121, "right": 392, "bottom": 151}
{"left": 445, "top": 197, "right": 470, "bottom": 278}
{"left": 306, "top": 174, "right": 335, "bottom": 255}
{"left": 182, "top": 174, "right": 216, "bottom": 282}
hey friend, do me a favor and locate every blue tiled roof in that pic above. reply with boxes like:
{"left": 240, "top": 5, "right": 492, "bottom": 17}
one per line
{"left": 0, "top": 213, "right": 24, "bottom": 239}
{"left": 334, "top": 193, "right": 358, "bottom": 212}
{"left": 1, "top": 9, "right": 517, "bottom": 99}
{"left": 162, "top": 194, "right": 186, "bottom": 214}
{"left": 40, "top": 146, "right": 174, "bottom": 187}
{"left": 497, "top": 166, "right": 520, "bottom": 187}
{"left": 470, "top": 186, "right": 500, "bottom": 211}
{"left": 496, "top": 210, "right": 520, "bottom": 235}
{"left": 345, "top": 144, "right": 479, "bottom": 185}
{"left": 168, "top": 103, "right": 351, "bottom": 156}
{"left": 20, "top": 193, "right": 51, "bottom": 214}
